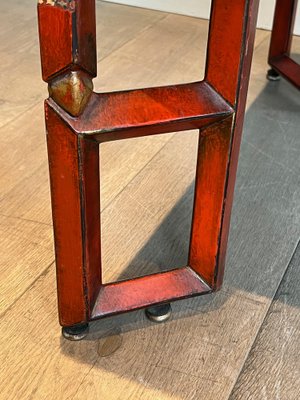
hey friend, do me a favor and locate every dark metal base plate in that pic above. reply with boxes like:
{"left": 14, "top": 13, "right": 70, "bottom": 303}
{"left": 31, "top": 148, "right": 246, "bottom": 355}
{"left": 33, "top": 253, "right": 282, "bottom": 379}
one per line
{"left": 267, "top": 68, "right": 281, "bottom": 81}
{"left": 62, "top": 323, "right": 89, "bottom": 341}
{"left": 145, "top": 303, "right": 172, "bottom": 323}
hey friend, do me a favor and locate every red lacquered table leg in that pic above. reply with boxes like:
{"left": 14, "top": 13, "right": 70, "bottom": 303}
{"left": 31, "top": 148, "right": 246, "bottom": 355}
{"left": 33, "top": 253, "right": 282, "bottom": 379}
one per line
{"left": 37, "top": 0, "right": 259, "bottom": 340}
{"left": 267, "top": 0, "right": 300, "bottom": 89}
{"left": 190, "top": 0, "right": 259, "bottom": 291}
{"left": 38, "top": 0, "right": 100, "bottom": 339}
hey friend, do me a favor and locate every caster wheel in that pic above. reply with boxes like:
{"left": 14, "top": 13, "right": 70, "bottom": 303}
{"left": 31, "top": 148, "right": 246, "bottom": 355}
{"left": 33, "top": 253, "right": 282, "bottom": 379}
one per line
{"left": 145, "top": 303, "right": 172, "bottom": 323}
{"left": 267, "top": 68, "right": 280, "bottom": 81}
{"left": 62, "top": 323, "right": 89, "bottom": 341}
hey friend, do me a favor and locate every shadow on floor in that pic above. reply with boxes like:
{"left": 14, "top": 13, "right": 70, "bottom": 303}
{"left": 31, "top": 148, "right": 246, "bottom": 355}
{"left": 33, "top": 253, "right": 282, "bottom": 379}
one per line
{"left": 60, "top": 74, "right": 300, "bottom": 393}
{"left": 102, "top": 73, "right": 300, "bottom": 304}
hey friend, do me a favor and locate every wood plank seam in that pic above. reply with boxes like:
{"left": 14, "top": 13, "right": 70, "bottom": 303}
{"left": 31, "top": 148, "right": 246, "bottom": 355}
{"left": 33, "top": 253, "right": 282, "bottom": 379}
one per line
{"left": 228, "top": 238, "right": 300, "bottom": 399}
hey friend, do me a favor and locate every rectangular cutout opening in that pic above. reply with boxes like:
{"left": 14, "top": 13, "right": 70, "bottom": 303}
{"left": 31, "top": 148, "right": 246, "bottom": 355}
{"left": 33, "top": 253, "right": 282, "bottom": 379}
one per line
{"left": 99, "top": 130, "right": 199, "bottom": 284}
{"left": 93, "top": 4, "right": 210, "bottom": 93}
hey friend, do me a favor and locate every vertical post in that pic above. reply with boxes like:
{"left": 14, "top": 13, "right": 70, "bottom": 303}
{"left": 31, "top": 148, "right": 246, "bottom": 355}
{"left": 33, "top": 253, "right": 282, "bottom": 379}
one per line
{"left": 38, "top": 0, "right": 96, "bottom": 117}
{"left": 78, "top": 136, "right": 102, "bottom": 312}
{"left": 189, "top": 0, "right": 259, "bottom": 289}
{"left": 45, "top": 107, "right": 101, "bottom": 327}
{"left": 38, "top": 0, "right": 100, "bottom": 327}
{"left": 38, "top": 0, "right": 97, "bottom": 82}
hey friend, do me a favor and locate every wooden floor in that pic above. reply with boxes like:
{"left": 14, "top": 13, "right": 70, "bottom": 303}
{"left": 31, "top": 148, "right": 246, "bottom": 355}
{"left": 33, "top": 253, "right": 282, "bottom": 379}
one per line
{"left": 0, "top": 2, "right": 299, "bottom": 399}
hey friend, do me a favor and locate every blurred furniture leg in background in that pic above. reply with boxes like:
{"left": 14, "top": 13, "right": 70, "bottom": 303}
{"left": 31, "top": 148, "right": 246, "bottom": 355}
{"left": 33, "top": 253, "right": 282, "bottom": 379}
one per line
{"left": 267, "top": 0, "right": 300, "bottom": 89}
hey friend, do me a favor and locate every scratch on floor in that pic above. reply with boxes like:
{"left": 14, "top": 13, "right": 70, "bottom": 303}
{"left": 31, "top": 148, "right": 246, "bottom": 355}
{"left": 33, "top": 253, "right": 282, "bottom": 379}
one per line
{"left": 243, "top": 138, "right": 296, "bottom": 174}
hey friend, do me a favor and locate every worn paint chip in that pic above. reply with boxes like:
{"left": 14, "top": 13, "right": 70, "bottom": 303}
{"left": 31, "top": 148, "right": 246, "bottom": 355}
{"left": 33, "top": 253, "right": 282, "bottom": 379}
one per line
{"left": 38, "top": 0, "right": 75, "bottom": 11}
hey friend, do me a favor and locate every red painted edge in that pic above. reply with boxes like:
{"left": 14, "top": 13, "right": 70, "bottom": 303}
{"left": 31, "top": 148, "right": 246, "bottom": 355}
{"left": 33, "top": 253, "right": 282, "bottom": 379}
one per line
{"left": 270, "top": 55, "right": 300, "bottom": 90}
{"left": 47, "top": 81, "right": 234, "bottom": 140}
{"left": 91, "top": 267, "right": 212, "bottom": 319}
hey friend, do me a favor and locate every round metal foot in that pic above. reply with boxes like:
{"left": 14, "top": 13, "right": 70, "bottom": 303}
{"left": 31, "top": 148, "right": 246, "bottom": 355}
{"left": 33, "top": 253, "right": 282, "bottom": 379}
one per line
{"left": 62, "top": 323, "right": 89, "bottom": 341}
{"left": 267, "top": 68, "right": 280, "bottom": 81}
{"left": 145, "top": 303, "right": 172, "bottom": 323}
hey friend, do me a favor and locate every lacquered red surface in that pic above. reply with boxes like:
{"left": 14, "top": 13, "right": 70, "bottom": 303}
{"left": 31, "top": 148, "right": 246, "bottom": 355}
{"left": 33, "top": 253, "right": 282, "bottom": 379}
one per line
{"left": 46, "top": 106, "right": 87, "bottom": 326}
{"left": 38, "top": 1, "right": 96, "bottom": 81}
{"left": 48, "top": 82, "right": 233, "bottom": 142}
{"left": 78, "top": 136, "right": 102, "bottom": 313}
{"left": 38, "top": 0, "right": 260, "bottom": 327}
{"left": 216, "top": 0, "right": 260, "bottom": 289}
{"left": 76, "top": 0, "right": 97, "bottom": 77}
{"left": 38, "top": 5, "right": 73, "bottom": 81}
{"left": 269, "top": 0, "right": 297, "bottom": 60}
{"left": 206, "top": 0, "right": 246, "bottom": 105}
{"left": 271, "top": 55, "right": 300, "bottom": 88}
{"left": 92, "top": 268, "right": 211, "bottom": 319}
{"left": 189, "top": 118, "right": 232, "bottom": 287}
{"left": 268, "top": 0, "right": 300, "bottom": 90}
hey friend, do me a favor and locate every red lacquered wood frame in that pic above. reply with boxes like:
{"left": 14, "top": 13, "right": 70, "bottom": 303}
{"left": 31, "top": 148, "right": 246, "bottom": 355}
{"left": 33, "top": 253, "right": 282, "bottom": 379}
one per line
{"left": 37, "top": 0, "right": 259, "bottom": 328}
{"left": 268, "top": 0, "right": 300, "bottom": 89}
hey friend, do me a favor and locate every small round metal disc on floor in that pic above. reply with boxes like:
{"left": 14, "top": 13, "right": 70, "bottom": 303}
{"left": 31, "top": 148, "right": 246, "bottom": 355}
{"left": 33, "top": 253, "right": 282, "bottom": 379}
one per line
{"left": 62, "top": 323, "right": 89, "bottom": 341}
{"left": 267, "top": 68, "right": 281, "bottom": 81}
{"left": 145, "top": 303, "right": 172, "bottom": 323}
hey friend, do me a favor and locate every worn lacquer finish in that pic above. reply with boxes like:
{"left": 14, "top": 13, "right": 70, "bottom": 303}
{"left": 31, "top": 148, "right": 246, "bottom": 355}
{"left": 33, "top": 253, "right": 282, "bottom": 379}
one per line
{"left": 47, "top": 82, "right": 234, "bottom": 141}
{"left": 38, "top": 0, "right": 96, "bottom": 81}
{"left": 189, "top": 118, "right": 233, "bottom": 287}
{"left": 268, "top": 0, "right": 300, "bottom": 89}
{"left": 92, "top": 268, "right": 211, "bottom": 319}
{"left": 38, "top": 0, "right": 259, "bottom": 328}
{"left": 46, "top": 107, "right": 87, "bottom": 325}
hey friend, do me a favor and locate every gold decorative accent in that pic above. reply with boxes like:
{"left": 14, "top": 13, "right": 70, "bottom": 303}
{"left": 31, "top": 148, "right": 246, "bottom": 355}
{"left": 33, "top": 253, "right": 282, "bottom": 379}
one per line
{"left": 48, "top": 71, "right": 93, "bottom": 117}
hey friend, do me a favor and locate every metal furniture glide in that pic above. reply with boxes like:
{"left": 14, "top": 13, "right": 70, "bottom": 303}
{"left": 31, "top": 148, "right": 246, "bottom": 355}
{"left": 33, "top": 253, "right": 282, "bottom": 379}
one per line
{"left": 37, "top": 0, "right": 259, "bottom": 340}
{"left": 267, "top": 0, "right": 300, "bottom": 89}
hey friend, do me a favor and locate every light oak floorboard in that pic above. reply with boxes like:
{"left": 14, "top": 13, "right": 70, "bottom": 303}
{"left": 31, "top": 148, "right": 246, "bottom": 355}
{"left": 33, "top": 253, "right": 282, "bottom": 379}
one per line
{"left": 0, "top": 1, "right": 164, "bottom": 128}
{"left": 0, "top": 263, "right": 264, "bottom": 400}
{"left": 0, "top": 215, "right": 53, "bottom": 314}
{"left": 101, "top": 130, "right": 198, "bottom": 283}
{"left": 0, "top": 3, "right": 299, "bottom": 400}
